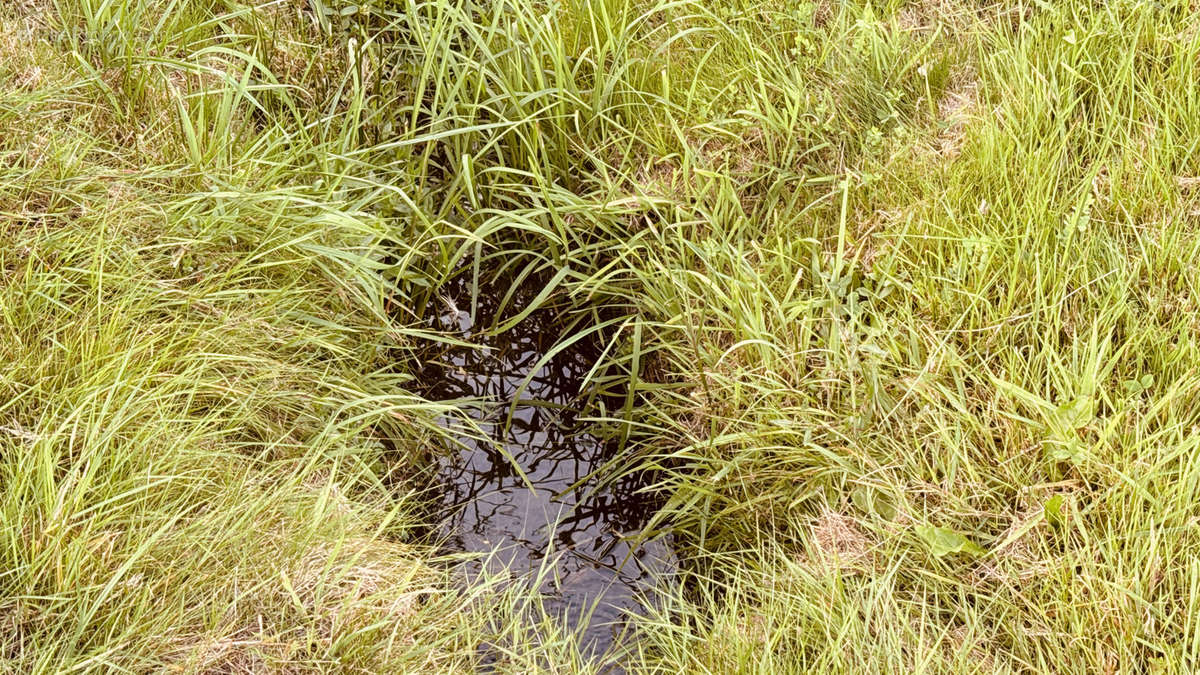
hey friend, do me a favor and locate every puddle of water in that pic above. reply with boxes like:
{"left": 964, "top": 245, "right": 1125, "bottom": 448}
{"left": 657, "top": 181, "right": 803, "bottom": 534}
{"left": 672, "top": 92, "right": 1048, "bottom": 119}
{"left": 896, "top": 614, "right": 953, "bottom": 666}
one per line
{"left": 416, "top": 273, "right": 674, "bottom": 660}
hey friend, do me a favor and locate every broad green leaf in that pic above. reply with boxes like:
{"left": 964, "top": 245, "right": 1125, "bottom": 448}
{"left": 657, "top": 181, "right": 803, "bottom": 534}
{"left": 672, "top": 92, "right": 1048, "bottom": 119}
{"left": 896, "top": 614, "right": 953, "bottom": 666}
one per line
{"left": 1122, "top": 375, "right": 1155, "bottom": 396}
{"left": 1051, "top": 396, "right": 1094, "bottom": 431}
{"left": 1043, "top": 437, "right": 1083, "bottom": 463}
{"left": 916, "top": 525, "right": 985, "bottom": 558}
{"left": 852, "top": 485, "right": 899, "bottom": 521}
{"left": 1045, "top": 494, "right": 1066, "bottom": 528}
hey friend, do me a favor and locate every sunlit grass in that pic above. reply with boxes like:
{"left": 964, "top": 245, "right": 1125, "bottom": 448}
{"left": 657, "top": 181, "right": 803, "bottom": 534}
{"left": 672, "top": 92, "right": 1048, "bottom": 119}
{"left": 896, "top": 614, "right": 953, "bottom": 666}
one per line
{"left": 3, "top": 0, "right": 1200, "bottom": 671}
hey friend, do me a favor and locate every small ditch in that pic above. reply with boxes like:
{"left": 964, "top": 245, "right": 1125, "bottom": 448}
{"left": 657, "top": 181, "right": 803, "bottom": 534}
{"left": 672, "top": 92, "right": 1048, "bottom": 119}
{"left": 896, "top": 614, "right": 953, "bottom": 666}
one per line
{"left": 412, "top": 270, "right": 676, "bottom": 661}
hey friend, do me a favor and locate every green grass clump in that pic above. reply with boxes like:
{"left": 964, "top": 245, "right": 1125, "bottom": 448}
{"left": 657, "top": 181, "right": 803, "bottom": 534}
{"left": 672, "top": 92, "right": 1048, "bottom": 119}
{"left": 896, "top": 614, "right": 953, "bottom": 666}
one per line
{"left": 4, "top": 0, "right": 1200, "bottom": 672}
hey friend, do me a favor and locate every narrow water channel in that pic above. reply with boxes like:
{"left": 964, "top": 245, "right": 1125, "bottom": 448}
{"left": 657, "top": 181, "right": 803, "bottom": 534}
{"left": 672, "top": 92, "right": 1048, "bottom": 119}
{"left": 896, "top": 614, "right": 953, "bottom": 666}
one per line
{"left": 416, "top": 273, "right": 674, "bottom": 660}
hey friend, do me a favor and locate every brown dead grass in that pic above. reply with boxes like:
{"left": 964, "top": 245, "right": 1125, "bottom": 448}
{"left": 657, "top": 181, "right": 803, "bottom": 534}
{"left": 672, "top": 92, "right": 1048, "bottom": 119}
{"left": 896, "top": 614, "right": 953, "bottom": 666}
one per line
{"left": 160, "top": 524, "right": 455, "bottom": 674}
{"left": 804, "top": 509, "right": 876, "bottom": 575}
{"left": 0, "top": 11, "right": 50, "bottom": 80}
{"left": 933, "top": 68, "right": 980, "bottom": 161}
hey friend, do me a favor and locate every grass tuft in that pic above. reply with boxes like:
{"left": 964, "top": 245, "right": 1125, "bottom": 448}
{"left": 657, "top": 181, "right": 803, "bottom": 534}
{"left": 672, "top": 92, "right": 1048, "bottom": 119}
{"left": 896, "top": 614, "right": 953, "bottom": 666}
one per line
{"left": 4, "top": 0, "right": 1200, "bottom": 671}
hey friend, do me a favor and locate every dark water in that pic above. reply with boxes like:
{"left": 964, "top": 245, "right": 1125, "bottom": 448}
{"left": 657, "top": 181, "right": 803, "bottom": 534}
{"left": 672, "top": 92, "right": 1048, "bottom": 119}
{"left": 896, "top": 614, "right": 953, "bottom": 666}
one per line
{"left": 416, "top": 274, "right": 674, "bottom": 660}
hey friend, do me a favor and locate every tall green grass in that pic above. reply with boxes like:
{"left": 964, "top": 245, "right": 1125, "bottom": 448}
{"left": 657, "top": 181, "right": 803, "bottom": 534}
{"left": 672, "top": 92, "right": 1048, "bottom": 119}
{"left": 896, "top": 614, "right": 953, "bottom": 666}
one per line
{"left": 4, "top": 0, "right": 1200, "bottom": 671}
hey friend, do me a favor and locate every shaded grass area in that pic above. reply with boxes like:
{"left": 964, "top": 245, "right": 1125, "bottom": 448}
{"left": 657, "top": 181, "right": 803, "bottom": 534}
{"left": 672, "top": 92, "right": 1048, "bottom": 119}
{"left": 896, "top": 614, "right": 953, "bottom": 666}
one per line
{"left": 3, "top": 0, "right": 1200, "bottom": 672}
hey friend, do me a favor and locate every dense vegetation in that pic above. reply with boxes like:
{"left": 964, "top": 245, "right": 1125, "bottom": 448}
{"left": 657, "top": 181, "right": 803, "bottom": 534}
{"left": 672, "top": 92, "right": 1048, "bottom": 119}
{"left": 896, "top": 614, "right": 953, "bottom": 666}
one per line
{"left": 3, "top": 0, "right": 1200, "bottom": 671}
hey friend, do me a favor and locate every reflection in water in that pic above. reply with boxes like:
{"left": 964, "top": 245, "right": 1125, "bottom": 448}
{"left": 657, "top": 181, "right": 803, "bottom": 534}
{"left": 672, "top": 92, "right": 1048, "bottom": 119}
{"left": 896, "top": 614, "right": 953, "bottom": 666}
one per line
{"left": 417, "top": 278, "right": 673, "bottom": 659}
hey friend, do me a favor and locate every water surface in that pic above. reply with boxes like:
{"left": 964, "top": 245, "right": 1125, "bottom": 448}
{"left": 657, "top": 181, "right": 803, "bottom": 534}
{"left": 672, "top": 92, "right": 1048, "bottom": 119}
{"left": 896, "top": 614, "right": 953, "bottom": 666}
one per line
{"left": 416, "top": 275, "right": 673, "bottom": 659}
